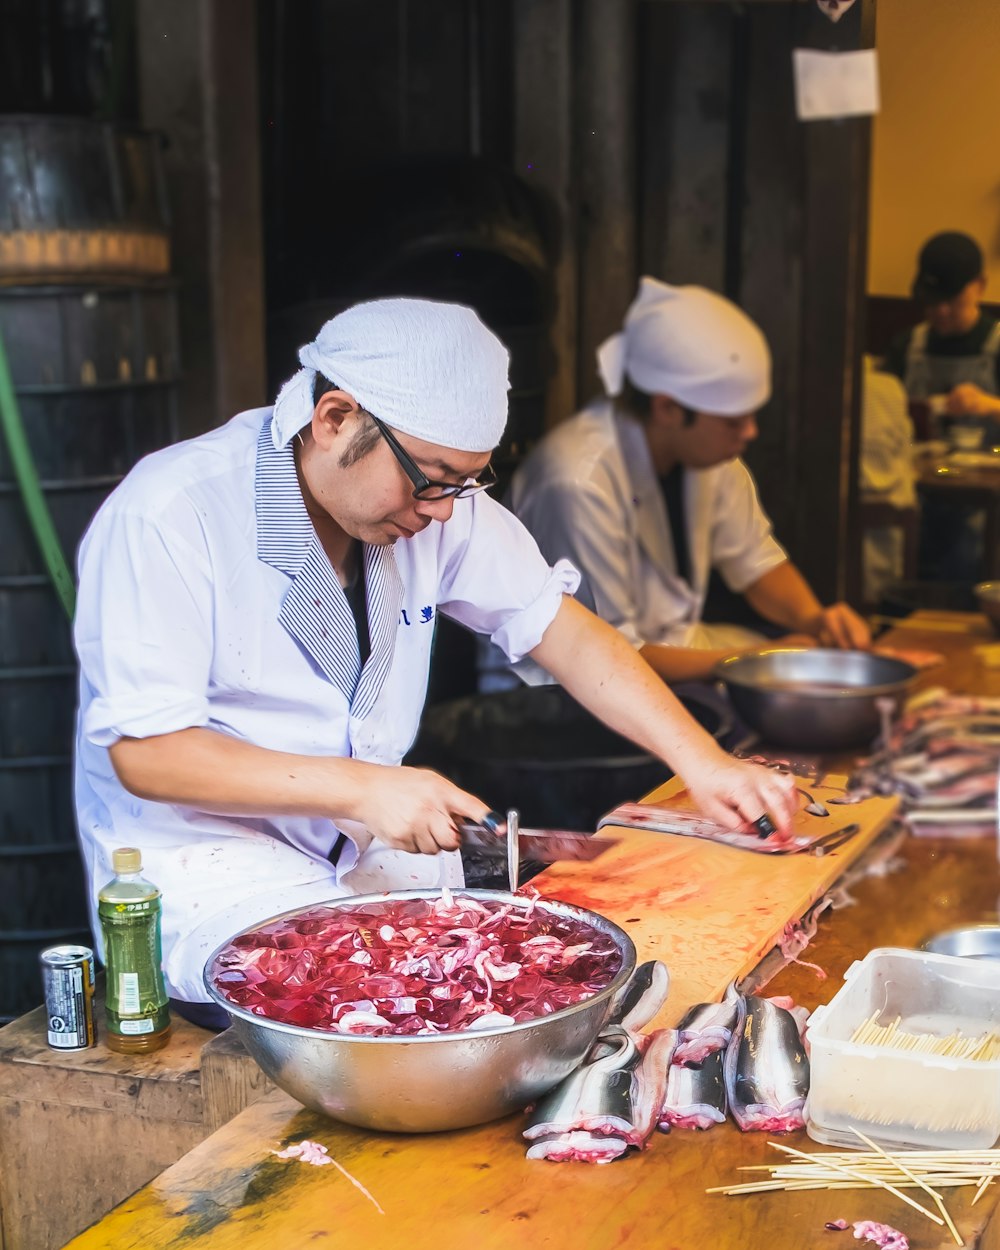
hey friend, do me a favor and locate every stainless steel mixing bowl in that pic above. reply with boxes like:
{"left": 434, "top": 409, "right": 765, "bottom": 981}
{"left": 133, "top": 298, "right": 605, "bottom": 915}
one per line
{"left": 204, "top": 889, "right": 636, "bottom": 1133}
{"left": 975, "top": 582, "right": 1000, "bottom": 632}
{"left": 714, "top": 647, "right": 917, "bottom": 751}
{"left": 922, "top": 925, "right": 1000, "bottom": 961}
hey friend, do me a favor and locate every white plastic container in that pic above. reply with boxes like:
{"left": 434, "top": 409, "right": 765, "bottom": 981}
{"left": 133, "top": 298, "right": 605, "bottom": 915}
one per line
{"left": 806, "top": 947, "right": 1000, "bottom": 1150}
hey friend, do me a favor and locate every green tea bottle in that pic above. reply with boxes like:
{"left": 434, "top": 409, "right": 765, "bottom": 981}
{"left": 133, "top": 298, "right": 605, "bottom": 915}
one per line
{"left": 98, "top": 848, "right": 171, "bottom": 1054}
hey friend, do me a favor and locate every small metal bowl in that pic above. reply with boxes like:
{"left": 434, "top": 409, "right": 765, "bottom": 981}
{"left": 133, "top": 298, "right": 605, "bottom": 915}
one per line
{"left": 715, "top": 647, "right": 917, "bottom": 752}
{"left": 975, "top": 582, "right": 1000, "bottom": 633}
{"left": 205, "top": 889, "right": 636, "bottom": 1133}
{"left": 922, "top": 925, "right": 1000, "bottom": 961}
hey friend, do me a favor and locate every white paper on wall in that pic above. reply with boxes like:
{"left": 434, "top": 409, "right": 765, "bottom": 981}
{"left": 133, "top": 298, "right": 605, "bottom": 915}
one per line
{"left": 792, "top": 48, "right": 880, "bottom": 121}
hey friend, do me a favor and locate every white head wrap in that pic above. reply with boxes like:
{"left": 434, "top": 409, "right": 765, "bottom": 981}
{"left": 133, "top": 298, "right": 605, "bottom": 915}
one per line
{"left": 596, "top": 277, "right": 771, "bottom": 416}
{"left": 271, "top": 297, "right": 510, "bottom": 452}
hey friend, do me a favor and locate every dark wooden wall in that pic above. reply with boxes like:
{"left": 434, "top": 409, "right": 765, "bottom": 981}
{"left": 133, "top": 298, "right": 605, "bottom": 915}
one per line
{"left": 250, "top": 0, "right": 874, "bottom": 603}
{"left": 257, "top": 0, "right": 514, "bottom": 312}
{"left": 136, "top": 0, "right": 267, "bottom": 438}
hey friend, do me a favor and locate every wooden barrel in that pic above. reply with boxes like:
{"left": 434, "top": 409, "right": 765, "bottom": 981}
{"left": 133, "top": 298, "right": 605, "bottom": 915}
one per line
{"left": 0, "top": 115, "right": 170, "bottom": 283}
{"left": 0, "top": 281, "right": 180, "bottom": 1022}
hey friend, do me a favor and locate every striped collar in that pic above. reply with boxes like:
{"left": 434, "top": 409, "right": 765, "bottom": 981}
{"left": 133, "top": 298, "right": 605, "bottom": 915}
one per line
{"left": 254, "top": 416, "right": 403, "bottom": 714}
{"left": 254, "top": 416, "right": 314, "bottom": 576}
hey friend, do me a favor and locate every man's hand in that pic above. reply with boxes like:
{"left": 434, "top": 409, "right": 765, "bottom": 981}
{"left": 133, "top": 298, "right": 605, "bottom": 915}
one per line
{"left": 946, "top": 383, "right": 1000, "bottom": 418}
{"left": 348, "top": 764, "right": 492, "bottom": 855}
{"left": 684, "top": 751, "right": 798, "bottom": 835}
{"left": 807, "top": 603, "right": 871, "bottom": 650}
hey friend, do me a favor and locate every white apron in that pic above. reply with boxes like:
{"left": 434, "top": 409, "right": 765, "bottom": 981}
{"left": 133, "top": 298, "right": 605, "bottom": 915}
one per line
{"left": 74, "top": 409, "right": 578, "bottom": 1000}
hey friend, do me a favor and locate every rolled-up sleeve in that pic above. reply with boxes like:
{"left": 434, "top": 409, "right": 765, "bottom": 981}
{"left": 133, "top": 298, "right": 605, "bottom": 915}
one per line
{"left": 437, "top": 495, "right": 580, "bottom": 663}
{"left": 75, "top": 505, "right": 214, "bottom": 746}
{"left": 710, "top": 460, "right": 788, "bottom": 593}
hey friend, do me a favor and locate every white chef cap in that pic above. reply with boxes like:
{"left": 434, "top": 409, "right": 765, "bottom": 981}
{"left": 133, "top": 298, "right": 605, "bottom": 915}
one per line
{"left": 596, "top": 277, "right": 771, "bottom": 416}
{"left": 271, "top": 297, "right": 510, "bottom": 452}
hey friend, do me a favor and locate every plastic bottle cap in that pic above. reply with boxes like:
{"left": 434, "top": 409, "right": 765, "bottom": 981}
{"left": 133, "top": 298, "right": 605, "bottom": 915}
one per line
{"left": 112, "top": 847, "right": 142, "bottom": 874}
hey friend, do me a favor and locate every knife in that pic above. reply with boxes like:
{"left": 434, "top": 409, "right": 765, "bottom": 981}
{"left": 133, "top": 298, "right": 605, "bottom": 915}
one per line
{"left": 458, "top": 812, "right": 617, "bottom": 870}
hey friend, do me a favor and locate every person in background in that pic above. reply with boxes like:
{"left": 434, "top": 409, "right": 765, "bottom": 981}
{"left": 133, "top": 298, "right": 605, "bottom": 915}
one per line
{"left": 882, "top": 231, "right": 999, "bottom": 581}
{"left": 883, "top": 231, "right": 1000, "bottom": 443}
{"left": 859, "top": 357, "right": 916, "bottom": 606}
{"left": 73, "top": 296, "right": 796, "bottom": 1022}
{"left": 496, "top": 277, "right": 871, "bottom": 688}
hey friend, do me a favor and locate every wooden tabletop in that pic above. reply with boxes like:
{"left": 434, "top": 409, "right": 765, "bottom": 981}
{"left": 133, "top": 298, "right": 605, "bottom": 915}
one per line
{"left": 64, "top": 613, "right": 1000, "bottom": 1250}
{"left": 916, "top": 458, "right": 1000, "bottom": 582}
{"left": 917, "top": 458, "right": 1000, "bottom": 496}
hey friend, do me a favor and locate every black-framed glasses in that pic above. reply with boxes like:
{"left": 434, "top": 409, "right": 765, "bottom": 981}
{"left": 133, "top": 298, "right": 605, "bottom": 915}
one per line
{"left": 371, "top": 415, "right": 497, "bottom": 500}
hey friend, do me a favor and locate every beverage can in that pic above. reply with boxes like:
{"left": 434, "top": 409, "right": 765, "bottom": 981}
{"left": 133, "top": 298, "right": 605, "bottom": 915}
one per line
{"left": 41, "top": 945, "right": 97, "bottom": 1050}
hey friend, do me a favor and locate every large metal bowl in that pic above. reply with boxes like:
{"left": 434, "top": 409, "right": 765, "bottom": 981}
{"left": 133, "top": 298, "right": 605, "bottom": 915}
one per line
{"left": 204, "top": 889, "right": 636, "bottom": 1133}
{"left": 714, "top": 648, "right": 917, "bottom": 751}
{"left": 975, "top": 582, "right": 1000, "bottom": 632}
{"left": 922, "top": 925, "right": 1000, "bottom": 961}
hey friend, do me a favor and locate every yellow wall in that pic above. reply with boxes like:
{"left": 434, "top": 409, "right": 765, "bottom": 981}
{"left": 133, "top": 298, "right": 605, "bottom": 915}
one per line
{"left": 868, "top": 0, "right": 1000, "bottom": 297}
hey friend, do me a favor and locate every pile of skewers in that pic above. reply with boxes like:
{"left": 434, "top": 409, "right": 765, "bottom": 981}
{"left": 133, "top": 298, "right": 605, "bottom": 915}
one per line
{"left": 710, "top": 1129, "right": 998, "bottom": 1246}
{"left": 849, "top": 1013, "right": 1000, "bottom": 1063}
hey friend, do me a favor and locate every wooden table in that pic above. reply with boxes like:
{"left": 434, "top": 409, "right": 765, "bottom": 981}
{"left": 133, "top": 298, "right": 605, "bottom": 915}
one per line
{"left": 0, "top": 980, "right": 274, "bottom": 1250}
{"left": 63, "top": 613, "right": 1000, "bottom": 1250}
{"left": 916, "top": 454, "right": 1000, "bottom": 580}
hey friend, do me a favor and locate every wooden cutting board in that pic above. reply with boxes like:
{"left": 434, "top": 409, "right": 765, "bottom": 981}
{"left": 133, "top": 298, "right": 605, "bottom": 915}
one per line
{"left": 533, "top": 774, "right": 899, "bottom": 1029}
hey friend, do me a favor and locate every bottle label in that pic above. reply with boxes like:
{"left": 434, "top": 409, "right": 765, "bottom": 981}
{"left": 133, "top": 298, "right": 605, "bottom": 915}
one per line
{"left": 119, "top": 972, "right": 140, "bottom": 1015}
{"left": 119, "top": 1017, "right": 156, "bottom": 1035}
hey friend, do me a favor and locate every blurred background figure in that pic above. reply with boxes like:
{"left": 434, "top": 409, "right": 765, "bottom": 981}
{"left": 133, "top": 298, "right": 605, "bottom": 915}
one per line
{"left": 881, "top": 231, "right": 999, "bottom": 580}
{"left": 882, "top": 231, "right": 1000, "bottom": 443}
{"left": 859, "top": 357, "right": 916, "bottom": 607}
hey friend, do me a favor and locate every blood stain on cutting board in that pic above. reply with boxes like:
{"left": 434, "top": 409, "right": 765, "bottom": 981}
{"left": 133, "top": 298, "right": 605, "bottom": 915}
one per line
{"left": 537, "top": 879, "right": 703, "bottom": 913}
{"left": 530, "top": 789, "right": 898, "bottom": 1025}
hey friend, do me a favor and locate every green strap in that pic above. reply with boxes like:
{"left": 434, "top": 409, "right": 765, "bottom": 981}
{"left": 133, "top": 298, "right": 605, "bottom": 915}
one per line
{"left": 0, "top": 328, "right": 76, "bottom": 621}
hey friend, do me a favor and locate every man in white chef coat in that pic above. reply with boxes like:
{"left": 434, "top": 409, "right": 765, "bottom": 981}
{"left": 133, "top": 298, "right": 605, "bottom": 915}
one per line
{"left": 504, "top": 278, "right": 871, "bottom": 686}
{"left": 73, "top": 296, "right": 795, "bottom": 1023}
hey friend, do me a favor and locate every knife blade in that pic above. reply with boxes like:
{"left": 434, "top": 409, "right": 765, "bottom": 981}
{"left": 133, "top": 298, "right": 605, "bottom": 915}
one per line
{"left": 458, "top": 821, "right": 617, "bottom": 865}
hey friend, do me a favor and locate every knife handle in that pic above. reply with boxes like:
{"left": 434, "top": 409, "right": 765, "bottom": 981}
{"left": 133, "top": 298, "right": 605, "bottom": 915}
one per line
{"left": 481, "top": 809, "right": 504, "bottom": 835}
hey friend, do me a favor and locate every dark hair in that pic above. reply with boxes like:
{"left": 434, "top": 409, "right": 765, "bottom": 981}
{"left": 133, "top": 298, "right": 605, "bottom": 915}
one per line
{"left": 619, "top": 380, "right": 697, "bottom": 427}
{"left": 309, "top": 374, "right": 381, "bottom": 467}
{"left": 313, "top": 373, "right": 340, "bottom": 405}
{"left": 620, "top": 379, "right": 652, "bottom": 419}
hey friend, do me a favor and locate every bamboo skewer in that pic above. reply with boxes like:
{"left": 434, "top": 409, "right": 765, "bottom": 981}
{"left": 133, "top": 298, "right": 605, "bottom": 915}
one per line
{"left": 848, "top": 1010, "right": 1000, "bottom": 1063}
{"left": 765, "top": 1141, "right": 944, "bottom": 1226}
{"left": 851, "top": 1128, "right": 963, "bottom": 1247}
{"left": 709, "top": 1139, "right": 1000, "bottom": 1240}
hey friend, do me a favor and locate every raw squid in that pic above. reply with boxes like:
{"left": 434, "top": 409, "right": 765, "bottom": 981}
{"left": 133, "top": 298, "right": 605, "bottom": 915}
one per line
{"left": 598, "top": 802, "right": 805, "bottom": 854}
{"left": 525, "top": 1131, "right": 631, "bottom": 1163}
{"left": 524, "top": 1025, "right": 679, "bottom": 1161}
{"left": 723, "top": 988, "right": 810, "bottom": 1132}
{"left": 630, "top": 1028, "right": 680, "bottom": 1142}
{"left": 210, "top": 888, "right": 622, "bottom": 1034}
{"left": 846, "top": 693, "right": 1000, "bottom": 834}
{"left": 659, "top": 1048, "right": 727, "bottom": 1131}
{"left": 524, "top": 1028, "right": 640, "bottom": 1154}
{"left": 611, "top": 959, "right": 671, "bottom": 1035}
{"left": 672, "top": 1000, "right": 739, "bottom": 1067}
